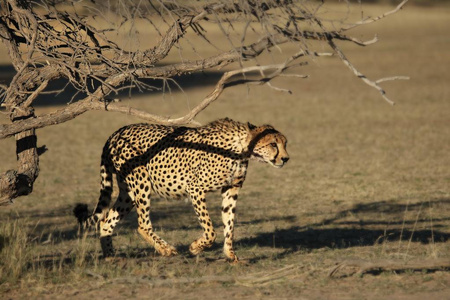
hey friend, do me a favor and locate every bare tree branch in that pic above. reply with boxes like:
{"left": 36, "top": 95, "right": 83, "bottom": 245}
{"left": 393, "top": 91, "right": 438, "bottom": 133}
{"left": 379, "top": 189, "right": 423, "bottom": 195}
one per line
{"left": 22, "top": 80, "right": 49, "bottom": 108}
{"left": 300, "top": 3, "right": 409, "bottom": 105}
{"left": 0, "top": 50, "right": 331, "bottom": 139}
{"left": 327, "top": 38, "right": 396, "bottom": 105}
{"left": 341, "top": 0, "right": 409, "bottom": 32}
{"left": 0, "top": 0, "right": 410, "bottom": 204}
{"left": 376, "top": 76, "right": 410, "bottom": 84}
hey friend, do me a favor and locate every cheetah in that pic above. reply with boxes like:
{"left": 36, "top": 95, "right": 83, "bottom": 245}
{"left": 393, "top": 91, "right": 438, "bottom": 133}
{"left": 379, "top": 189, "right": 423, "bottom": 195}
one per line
{"left": 74, "top": 118, "right": 289, "bottom": 262}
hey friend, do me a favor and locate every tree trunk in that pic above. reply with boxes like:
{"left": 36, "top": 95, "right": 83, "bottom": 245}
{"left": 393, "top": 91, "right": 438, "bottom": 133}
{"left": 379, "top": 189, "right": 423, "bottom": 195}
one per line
{"left": 0, "top": 108, "right": 39, "bottom": 205}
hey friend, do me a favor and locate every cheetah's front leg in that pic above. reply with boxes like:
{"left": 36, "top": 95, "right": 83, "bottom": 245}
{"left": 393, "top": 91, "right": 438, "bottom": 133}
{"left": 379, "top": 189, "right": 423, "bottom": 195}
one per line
{"left": 189, "top": 188, "right": 216, "bottom": 256}
{"left": 221, "top": 185, "right": 240, "bottom": 263}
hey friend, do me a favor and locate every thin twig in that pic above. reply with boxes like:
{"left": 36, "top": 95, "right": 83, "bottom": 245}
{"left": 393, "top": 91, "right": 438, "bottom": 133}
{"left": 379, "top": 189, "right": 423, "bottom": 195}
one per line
{"left": 23, "top": 80, "right": 48, "bottom": 108}
{"left": 406, "top": 202, "right": 423, "bottom": 257}
{"left": 341, "top": 0, "right": 409, "bottom": 32}
{"left": 327, "top": 38, "right": 395, "bottom": 105}
{"left": 376, "top": 76, "right": 410, "bottom": 84}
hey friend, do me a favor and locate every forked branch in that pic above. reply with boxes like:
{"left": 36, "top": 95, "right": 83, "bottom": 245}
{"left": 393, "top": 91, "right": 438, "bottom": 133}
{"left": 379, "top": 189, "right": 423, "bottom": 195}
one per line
{"left": 0, "top": 50, "right": 332, "bottom": 140}
{"left": 327, "top": 38, "right": 409, "bottom": 105}
{"left": 341, "top": 0, "right": 409, "bottom": 32}
{"left": 0, "top": 0, "right": 410, "bottom": 204}
{"left": 301, "top": 2, "right": 410, "bottom": 105}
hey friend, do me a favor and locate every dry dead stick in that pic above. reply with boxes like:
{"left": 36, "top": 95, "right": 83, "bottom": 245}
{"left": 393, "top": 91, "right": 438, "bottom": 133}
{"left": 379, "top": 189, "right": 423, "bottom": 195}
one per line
{"left": 328, "top": 258, "right": 450, "bottom": 277}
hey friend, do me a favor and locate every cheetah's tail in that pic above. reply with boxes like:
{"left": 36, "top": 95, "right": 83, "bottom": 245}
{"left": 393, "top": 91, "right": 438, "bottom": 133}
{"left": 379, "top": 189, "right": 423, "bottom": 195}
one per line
{"left": 73, "top": 202, "right": 101, "bottom": 232}
{"left": 73, "top": 158, "right": 114, "bottom": 231}
{"left": 73, "top": 203, "right": 89, "bottom": 227}
{"left": 72, "top": 201, "right": 104, "bottom": 231}
{"left": 91, "top": 158, "right": 114, "bottom": 225}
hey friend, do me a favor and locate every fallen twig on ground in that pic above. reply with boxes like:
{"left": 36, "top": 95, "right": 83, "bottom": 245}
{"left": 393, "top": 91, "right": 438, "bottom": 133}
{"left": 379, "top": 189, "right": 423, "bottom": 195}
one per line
{"left": 328, "top": 258, "right": 450, "bottom": 278}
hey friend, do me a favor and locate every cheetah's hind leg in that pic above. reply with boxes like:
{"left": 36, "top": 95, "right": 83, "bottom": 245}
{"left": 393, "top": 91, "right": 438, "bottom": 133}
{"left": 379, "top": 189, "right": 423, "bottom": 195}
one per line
{"left": 135, "top": 196, "right": 178, "bottom": 257}
{"left": 131, "top": 169, "right": 178, "bottom": 257}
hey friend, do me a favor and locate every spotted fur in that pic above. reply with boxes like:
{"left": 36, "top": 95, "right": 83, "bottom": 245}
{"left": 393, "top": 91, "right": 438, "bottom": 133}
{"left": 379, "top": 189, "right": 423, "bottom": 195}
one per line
{"left": 74, "top": 118, "right": 289, "bottom": 262}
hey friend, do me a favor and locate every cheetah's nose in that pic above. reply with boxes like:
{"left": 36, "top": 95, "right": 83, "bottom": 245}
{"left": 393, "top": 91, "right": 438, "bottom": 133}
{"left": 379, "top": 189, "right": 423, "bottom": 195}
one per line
{"left": 281, "top": 157, "right": 289, "bottom": 163}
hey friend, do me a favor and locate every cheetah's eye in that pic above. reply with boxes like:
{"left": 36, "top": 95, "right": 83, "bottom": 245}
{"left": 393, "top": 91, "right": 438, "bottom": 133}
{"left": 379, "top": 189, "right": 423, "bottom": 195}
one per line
{"left": 270, "top": 142, "right": 277, "bottom": 148}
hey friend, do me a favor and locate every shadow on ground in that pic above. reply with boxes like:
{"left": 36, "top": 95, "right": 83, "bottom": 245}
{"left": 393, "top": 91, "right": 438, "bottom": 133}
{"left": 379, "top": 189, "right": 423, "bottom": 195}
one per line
{"left": 238, "top": 198, "right": 450, "bottom": 256}
{"left": 3, "top": 198, "right": 449, "bottom": 261}
{"left": 239, "top": 226, "right": 448, "bottom": 251}
{"left": 0, "top": 64, "right": 226, "bottom": 107}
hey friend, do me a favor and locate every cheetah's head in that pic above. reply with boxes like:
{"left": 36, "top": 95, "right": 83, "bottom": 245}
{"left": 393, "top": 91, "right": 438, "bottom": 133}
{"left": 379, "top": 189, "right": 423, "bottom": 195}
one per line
{"left": 247, "top": 123, "right": 289, "bottom": 168}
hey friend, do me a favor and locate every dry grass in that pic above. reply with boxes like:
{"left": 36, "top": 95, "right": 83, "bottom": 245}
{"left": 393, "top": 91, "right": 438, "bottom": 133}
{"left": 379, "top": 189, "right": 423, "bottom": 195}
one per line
{"left": 1, "top": 3, "right": 450, "bottom": 299}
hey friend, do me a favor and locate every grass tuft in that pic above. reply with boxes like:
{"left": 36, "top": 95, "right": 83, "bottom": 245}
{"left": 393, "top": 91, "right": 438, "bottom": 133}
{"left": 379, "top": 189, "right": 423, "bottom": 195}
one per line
{"left": 0, "top": 219, "right": 32, "bottom": 285}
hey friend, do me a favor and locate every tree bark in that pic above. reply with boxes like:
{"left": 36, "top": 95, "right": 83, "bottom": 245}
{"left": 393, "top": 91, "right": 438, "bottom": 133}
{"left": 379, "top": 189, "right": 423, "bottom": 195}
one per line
{"left": 0, "top": 108, "right": 39, "bottom": 205}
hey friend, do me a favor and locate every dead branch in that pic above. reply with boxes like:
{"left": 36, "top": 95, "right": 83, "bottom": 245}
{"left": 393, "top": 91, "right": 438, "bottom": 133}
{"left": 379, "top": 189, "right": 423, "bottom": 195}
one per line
{"left": 0, "top": 170, "right": 31, "bottom": 204}
{"left": 0, "top": 50, "right": 330, "bottom": 140}
{"left": 376, "top": 76, "right": 410, "bottom": 84}
{"left": 328, "top": 258, "right": 450, "bottom": 278}
{"left": 341, "top": 0, "right": 409, "bottom": 32}
{"left": 0, "top": 0, "right": 410, "bottom": 204}
{"left": 327, "top": 38, "right": 399, "bottom": 105}
{"left": 300, "top": 5, "right": 409, "bottom": 105}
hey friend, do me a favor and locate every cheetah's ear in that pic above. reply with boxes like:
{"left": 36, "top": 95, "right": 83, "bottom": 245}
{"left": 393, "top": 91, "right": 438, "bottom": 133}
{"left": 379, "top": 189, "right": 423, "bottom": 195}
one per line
{"left": 247, "top": 122, "right": 257, "bottom": 131}
{"left": 262, "top": 124, "right": 275, "bottom": 130}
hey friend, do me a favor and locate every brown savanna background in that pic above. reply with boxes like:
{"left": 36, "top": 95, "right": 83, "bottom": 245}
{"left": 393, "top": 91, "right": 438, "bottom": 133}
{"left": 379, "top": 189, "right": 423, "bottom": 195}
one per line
{"left": 1, "top": 1, "right": 449, "bottom": 299}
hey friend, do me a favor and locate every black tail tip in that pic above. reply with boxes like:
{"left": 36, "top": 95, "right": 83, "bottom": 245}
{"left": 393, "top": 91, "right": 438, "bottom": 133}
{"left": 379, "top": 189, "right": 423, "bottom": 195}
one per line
{"left": 73, "top": 203, "right": 89, "bottom": 224}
